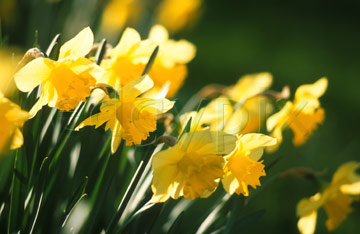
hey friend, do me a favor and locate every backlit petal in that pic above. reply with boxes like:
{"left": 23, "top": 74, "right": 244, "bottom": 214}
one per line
{"left": 14, "top": 58, "right": 53, "bottom": 92}
{"left": 297, "top": 211, "right": 317, "bottom": 234}
{"left": 58, "top": 27, "right": 94, "bottom": 60}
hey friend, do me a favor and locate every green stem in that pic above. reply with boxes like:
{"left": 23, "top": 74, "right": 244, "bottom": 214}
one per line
{"left": 106, "top": 144, "right": 156, "bottom": 233}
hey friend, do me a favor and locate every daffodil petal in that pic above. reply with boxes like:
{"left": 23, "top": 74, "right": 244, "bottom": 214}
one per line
{"left": 120, "top": 75, "right": 154, "bottom": 101}
{"left": 58, "top": 27, "right": 94, "bottom": 60}
{"left": 148, "top": 25, "right": 169, "bottom": 43}
{"left": 239, "top": 134, "right": 277, "bottom": 161}
{"left": 14, "top": 57, "right": 53, "bottom": 92}
{"left": 111, "top": 121, "right": 122, "bottom": 154}
{"left": 324, "top": 193, "right": 355, "bottom": 231}
{"left": 111, "top": 27, "right": 141, "bottom": 57}
{"left": 10, "top": 128, "right": 24, "bottom": 150}
{"left": 297, "top": 211, "right": 317, "bottom": 234}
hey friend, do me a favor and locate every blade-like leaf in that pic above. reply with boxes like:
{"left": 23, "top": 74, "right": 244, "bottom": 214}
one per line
{"left": 95, "top": 39, "right": 107, "bottom": 65}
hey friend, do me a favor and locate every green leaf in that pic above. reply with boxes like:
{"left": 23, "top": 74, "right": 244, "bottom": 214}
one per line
{"left": 141, "top": 46, "right": 159, "bottom": 76}
{"left": 33, "top": 30, "right": 38, "bottom": 48}
{"left": 178, "top": 117, "right": 192, "bottom": 140}
{"left": 0, "top": 18, "right": 2, "bottom": 48}
{"left": 167, "top": 211, "right": 185, "bottom": 234}
{"left": 26, "top": 157, "right": 49, "bottom": 234}
{"left": 7, "top": 149, "right": 27, "bottom": 234}
{"left": 46, "top": 34, "right": 61, "bottom": 58}
{"left": 106, "top": 144, "right": 156, "bottom": 233}
{"left": 232, "top": 209, "right": 266, "bottom": 231}
{"left": 80, "top": 139, "right": 123, "bottom": 234}
{"left": 65, "top": 176, "right": 88, "bottom": 215}
{"left": 95, "top": 39, "right": 107, "bottom": 65}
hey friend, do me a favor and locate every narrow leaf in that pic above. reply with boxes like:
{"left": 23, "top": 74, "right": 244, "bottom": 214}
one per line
{"left": 95, "top": 39, "right": 107, "bottom": 65}
{"left": 46, "top": 34, "right": 61, "bottom": 58}
{"left": 141, "top": 46, "right": 159, "bottom": 76}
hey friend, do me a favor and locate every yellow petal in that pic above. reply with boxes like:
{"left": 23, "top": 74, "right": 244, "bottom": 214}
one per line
{"left": 14, "top": 57, "right": 53, "bottom": 92}
{"left": 331, "top": 161, "right": 360, "bottom": 187}
{"left": 179, "top": 130, "right": 237, "bottom": 156}
{"left": 289, "top": 108, "right": 325, "bottom": 146}
{"left": 151, "top": 165, "right": 183, "bottom": 203}
{"left": 111, "top": 121, "right": 122, "bottom": 154}
{"left": 266, "top": 101, "right": 293, "bottom": 132}
{"left": 75, "top": 111, "right": 114, "bottom": 131}
{"left": 340, "top": 182, "right": 360, "bottom": 195}
{"left": 324, "top": 193, "right": 355, "bottom": 231}
{"left": 58, "top": 27, "right": 94, "bottom": 60}
{"left": 151, "top": 146, "right": 185, "bottom": 202}
{"left": 29, "top": 81, "right": 55, "bottom": 118}
{"left": 5, "top": 101, "right": 30, "bottom": 125}
{"left": 221, "top": 172, "right": 239, "bottom": 195}
{"left": 296, "top": 193, "right": 323, "bottom": 217}
{"left": 148, "top": 63, "right": 187, "bottom": 97}
{"left": 295, "top": 77, "right": 328, "bottom": 104}
{"left": 266, "top": 127, "right": 283, "bottom": 153}
{"left": 238, "top": 133, "right": 277, "bottom": 161}
{"left": 223, "top": 107, "right": 249, "bottom": 134}
{"left": 134, "top": 98, "right": 174, "bottom": 115}
{"left": 68, "top": 57, "right": 105, "bottom": 80}
{"left": 181, "top": 154, "right": 224, "bottom": 199}
{"left": 158, "top": 40, "right": 196, "bottom": 66}
{"left": 238, "top": 96, "right": 273, "bottom": 134}
{"left": 148, "top": 25, "right": 169, "bottom": 43}
{"left": 120, "top": 75, "right": 154, "bottom": 101}
{"left": 223, "top": 153, "right": 266, "bottom": 196}
{"left": 117, "top": 100, "right": 157, "bottom": 146}
{"left": 10, "top": 128, "right": 24, "bottom": 149}
{"left": 297, "top": 211, "right": 317, "bottom": 234}
{"left": 226, "top": 72, "right": 273, "bottom": 103}
{"left": 111, "top": 27, "right": 141, "bottom": 57}
{"left": 198, "top": 96, "right": 233, "bottom": 131}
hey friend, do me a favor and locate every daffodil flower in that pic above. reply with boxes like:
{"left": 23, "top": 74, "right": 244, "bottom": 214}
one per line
{"left": 76, "top": 75, "right": 174, "bottom": 153}
{"left": 101, "top": 0, "right": 142, "bottom": 35}
{"left": 156, "top": 0, "right": 203, "bottom": 33}
{"left": 0, "top": 92, "right": 30, "bottom": 154}
{"left": 100, "top": 25, "right": 196, "bottom": 97}
{"left": 267, "top": 78, "right": 328, "bottom": 152}
{"left": 0, "top": 50, "right": 20, "bottom": 96}
{"left": 180, "top": 73, "right": 273, "bottom": 135}
{"left": 225, "top": 72, "right": 274, "bottom": 134}
{"left": 14, "top": 27, "right": 104, "bottom": 118}
{"left": 222, "top": 133, "right": 276, "bottom": 196}
{"left": 151, "top": 130, "right": 237, "bottom": 203}
{"left": 297, "top": 161, "right": 360, "bottom": 234}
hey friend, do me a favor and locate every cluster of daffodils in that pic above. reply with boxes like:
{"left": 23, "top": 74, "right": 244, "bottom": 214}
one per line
{"left": 2, "top": 22, "right": 347, "bottom": 234}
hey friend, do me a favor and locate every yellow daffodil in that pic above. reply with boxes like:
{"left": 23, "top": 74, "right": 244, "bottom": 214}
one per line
{"left": 0, "top": 50, "right": 20, "bottom": 96}
{"left": 14, "top": 27, "right": 104, "bottom": 118}
{"left": 0, "top": 92, "right": 30, "bottom": 154}
{"left": 151, "top": 130, "right": 237, "bottom": 203}
{"left": 156, "top": 0, "right": 203, "bottom": 33}
{"left": 180, "top": 73, "right": 273, "bottom": 135}
{"left": 101, "top": 0, "right": 141, "bottom": 35}
{"left": 225, "top": 72, "right": 274, "bottom": 134}
{"left": 222, "top": 134, "right": 276, "bottom": 196}
{"left": 179, "top": 96, "right": 234, "bottom": 133}
{"left": 76, "top": 75, "right": 174, "bottom": 153}
{"left": 100, "top": 25, "right": 196, "bottom": 97}
{"left": 266, "top": 78, "right": 328, "bottom": 152}
{"left": 297, "top": 161, "right": 360, "bottom": 234}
